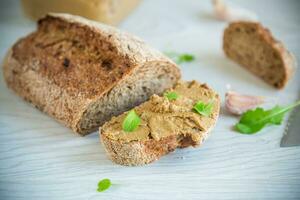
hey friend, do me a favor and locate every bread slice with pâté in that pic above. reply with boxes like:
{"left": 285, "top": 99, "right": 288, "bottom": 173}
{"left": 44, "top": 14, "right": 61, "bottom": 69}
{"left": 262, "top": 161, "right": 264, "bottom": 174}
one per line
{"left": 223, "top": 21, "right": 296, "bottom": 89}
{"left": 100, "top": 81, "right": 220, "bottom": 166}
{"left": 3, "top": 13, "right": 180, "bottom": 135}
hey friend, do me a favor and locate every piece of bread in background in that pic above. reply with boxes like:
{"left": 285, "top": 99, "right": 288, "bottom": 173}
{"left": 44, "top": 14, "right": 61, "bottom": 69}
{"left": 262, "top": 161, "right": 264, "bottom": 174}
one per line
{"left": 100, "top": 81, "right": 220, "bottom": 166}
{"left": 21, "top": 0, "right": 141, "bottom": 25}
{"left": 3, "top": 13, "right": 180, "bottom": 135}
{"left": 223, "top": 21, "right": 296, "bottom": 89}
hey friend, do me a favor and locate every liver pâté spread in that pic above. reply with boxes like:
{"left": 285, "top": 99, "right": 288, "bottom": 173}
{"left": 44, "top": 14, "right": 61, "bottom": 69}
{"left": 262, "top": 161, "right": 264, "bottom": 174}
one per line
{"left": 101, "top": 81, "right": 220, "bottom": 144}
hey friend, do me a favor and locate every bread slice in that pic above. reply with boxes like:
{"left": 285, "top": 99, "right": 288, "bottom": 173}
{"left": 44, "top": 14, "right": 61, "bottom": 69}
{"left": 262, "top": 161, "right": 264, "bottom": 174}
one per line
{"left": 3, "top": 13, "right": 180, "bottom": 135}
{"left": 223, "top": 21, "right": 296, "bottom": 89}
{"left": 100, "top": 81, "right": 220, "bottom": 166}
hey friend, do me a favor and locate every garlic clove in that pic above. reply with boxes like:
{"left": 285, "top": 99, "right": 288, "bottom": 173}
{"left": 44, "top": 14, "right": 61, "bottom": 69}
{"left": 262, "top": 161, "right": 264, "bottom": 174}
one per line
{"left": 225, "top": 91, "right": 265, "bottom": 115}
{"left": 212, "top": 0, "right": 258, "bottom": 22}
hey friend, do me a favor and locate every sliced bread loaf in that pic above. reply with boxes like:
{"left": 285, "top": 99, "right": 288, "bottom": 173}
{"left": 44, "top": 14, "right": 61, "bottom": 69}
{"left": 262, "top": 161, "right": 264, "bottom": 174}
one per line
{"left": 3, "top": 13, "right": 180, "bottom": 135}
{"left": 223, "top": 21, "right": 296, "bottom": 89}
{"left": 100, "top": 81, "right": 220, "bottom": 166}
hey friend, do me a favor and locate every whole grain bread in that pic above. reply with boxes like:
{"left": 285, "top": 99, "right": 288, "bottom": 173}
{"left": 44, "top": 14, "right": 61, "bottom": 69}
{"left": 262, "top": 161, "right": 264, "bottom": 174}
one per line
{"left": 223, "top": 21, "right": 296, "bottom": 89}
{"left": 3, "top": 13, "right": 180, "bottom": 135}
{"left": 100, "top": 81, "right": 220, "bottom": 166}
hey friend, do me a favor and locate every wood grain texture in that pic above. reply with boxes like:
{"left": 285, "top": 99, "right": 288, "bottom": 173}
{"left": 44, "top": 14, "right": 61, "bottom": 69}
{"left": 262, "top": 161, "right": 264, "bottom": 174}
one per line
{"left": 1, "top": 0, "right": 300, "bottom": 199}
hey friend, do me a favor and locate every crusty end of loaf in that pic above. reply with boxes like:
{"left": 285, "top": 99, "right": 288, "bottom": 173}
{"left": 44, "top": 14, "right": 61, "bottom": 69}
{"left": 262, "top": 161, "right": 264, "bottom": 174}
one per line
{"left": 223, "top": 21, "right": 296, "bottom": 89}
{"left": 3, "top": 13, "right": 180, "bottom": 135}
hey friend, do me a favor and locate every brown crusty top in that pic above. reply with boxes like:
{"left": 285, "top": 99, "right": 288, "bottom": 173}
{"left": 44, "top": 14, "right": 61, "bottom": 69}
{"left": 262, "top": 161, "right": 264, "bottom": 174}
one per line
{"left": 11, "top": 13, "right": 168, "bottom": 99}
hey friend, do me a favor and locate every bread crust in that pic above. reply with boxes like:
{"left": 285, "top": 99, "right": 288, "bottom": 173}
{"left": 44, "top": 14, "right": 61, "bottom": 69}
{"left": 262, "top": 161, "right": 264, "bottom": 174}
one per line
{"left": 100, "top": 124, "right": 216, "bottom": 166}
{"left": 2, "top": 13, "right": 180, "bottom": 135}
{"left": 223, "top": 21, "right": 296, "bottom": 89}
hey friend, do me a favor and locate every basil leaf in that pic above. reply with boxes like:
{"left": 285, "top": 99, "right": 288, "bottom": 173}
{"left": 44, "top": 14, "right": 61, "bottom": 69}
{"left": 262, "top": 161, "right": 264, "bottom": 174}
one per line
{"left": 97, "top": 179, "right": 111, "bottom": 192}
{"left": 193, "top": 101, "right": 214, "bottom": 116}
{"left": 177, "top": 54, "right": 195, "bottom": 63}
{"left": 164, "top": 91, "right": 179, "bottom": 100}
{"left": 122, "top": 110, "right": 141, "bottom": 132}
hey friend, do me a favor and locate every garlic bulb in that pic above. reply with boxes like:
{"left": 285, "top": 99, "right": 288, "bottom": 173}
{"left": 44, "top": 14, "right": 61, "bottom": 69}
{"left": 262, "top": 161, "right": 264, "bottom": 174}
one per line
{"left": 225, "top": 91, "right": 265, "bottom": 115}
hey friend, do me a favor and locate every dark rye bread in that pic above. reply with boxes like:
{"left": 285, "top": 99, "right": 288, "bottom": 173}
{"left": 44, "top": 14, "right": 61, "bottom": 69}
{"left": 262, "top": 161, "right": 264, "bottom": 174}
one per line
{"left": 100, "top": 81, "right": 220, "bottom": 166}
{"left": 3, "top": 13, "right": 180, "bottom": 135}
{"left": 223, "top": 21, "right": 296, "bottom": 89}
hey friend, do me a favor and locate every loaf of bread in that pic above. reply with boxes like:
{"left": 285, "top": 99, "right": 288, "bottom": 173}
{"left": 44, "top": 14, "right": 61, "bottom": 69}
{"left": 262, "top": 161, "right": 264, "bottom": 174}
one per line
{"left": 223, "top": 21, "right": 296, "bottom": 89}
{"left": 100, "top": 81, "right": 220, "bottom": 166}
{"left": 21, "top": 0, "right": 141, "bottom": 25}
{"left": 3, "top": 13, "right": 180, "bottom": 135}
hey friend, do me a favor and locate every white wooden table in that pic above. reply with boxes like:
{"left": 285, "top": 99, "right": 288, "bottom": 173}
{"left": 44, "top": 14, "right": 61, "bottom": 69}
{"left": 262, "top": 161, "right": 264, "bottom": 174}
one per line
{"left": 0, "top": 0, "right": 300, "bottom": 199}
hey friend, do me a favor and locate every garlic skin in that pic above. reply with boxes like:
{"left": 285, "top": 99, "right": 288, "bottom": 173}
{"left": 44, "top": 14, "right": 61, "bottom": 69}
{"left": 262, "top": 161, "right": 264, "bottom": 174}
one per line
{"left": 212, "top": 0, "right": 258, "bottom": 22}
{"left": 225, "top": 91, "right": 265, "bottom": 115}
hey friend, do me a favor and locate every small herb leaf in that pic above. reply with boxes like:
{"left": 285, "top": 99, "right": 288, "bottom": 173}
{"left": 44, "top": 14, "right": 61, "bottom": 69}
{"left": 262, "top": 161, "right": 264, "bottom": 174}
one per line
{"left": 165, "top": 52, "right": 195, "bottom": 64}
{"left": 122, "top": 110, "right": 141, "bottom": 132}
{"left": 193, "top": 101, "right": 214, "bottom": 116}
{"left": 235, "top": 100, "right": 300, "bottom": 134}
{"left": 164, "top": 91, "right": 179, "bottom": 101}
{"left": 177, "top": 54, "right": 195, "bottom": 63}
{"left": 97, "top": 179, "right": 111, "bottom": 192}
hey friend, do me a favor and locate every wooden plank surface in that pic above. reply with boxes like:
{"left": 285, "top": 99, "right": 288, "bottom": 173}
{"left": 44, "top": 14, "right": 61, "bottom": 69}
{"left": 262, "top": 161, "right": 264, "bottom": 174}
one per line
{"left": 0, "top": 0, "right": 300, "bottom": 199}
